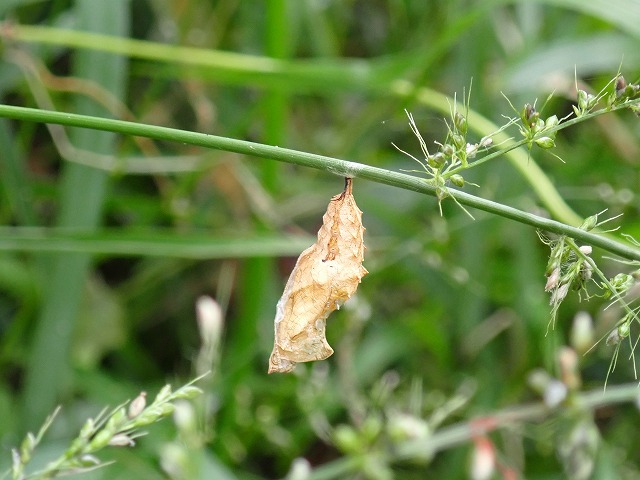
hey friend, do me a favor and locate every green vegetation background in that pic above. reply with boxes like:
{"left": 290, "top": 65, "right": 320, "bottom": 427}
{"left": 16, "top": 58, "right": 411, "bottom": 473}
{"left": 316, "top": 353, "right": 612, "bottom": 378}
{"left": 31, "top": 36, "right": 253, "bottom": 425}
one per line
{"left": 1, "top": 0, "right": 639, "bottom": 478}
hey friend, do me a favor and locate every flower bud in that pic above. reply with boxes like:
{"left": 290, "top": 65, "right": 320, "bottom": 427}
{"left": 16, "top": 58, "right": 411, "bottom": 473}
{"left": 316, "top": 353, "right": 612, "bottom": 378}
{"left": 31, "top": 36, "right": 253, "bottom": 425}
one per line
{"left": 618, "top": 322, "right": 630, "bottom": 339}
{"left": 441, "top": 143, "right": 455, "bottom": 158}
{"left": 454, "top": 112, "right": 467, "bottom": 135}
{"left": 558, "top": 347, "right": 580, "bottom": 391}
{"left": 450, "top": 174, "right": 465, "bottom": 187}
{"left": 465, "top": 143, "right": 478, "bottom": 159}
{"left": 452, "top": 133, "right": 466, "bottom": 150}
{"left": 88, "top": 429, "right": 114, "bottom": 451}
{"left": 605, "top": 322, "right": 630, "bottom": 346}
{"left": 286, "top": 458, "right": 312, "bottom": 480}
{"left": 435, "top": 186, "right": 449, "bottom": 201}
{"left": 570, "top": 312, "right": 593, "bottom": 355}
{"left": 172, "top": 385, "right": 203, "bottom": 400}
{"left": 387, "top": 412, "right": 430, "bottom": 442}
{"left": 606, "top": 328, "right": 621, "bottom": 346}
{"left": 128, "top": 392, "right": 147, "bottom": 419}
{"left": 616, "top": 75, "right": 627, "bottom": 97}
{"left": 579, "top": 262, "right": 592, "bottom": 283}
{"left": 535, "top": 136, "right": 556, "bottom": 149}
{"left": 545, "top": 267, "right": 560, "bottom": 292}
{"left": 105, "top": 408, "right": 127, "bottom": 432}
{"left": 523, "top": 103, "right": 539, "bottom": 127}
{"left": 154, "top": 385, "right": 172, "bottom": 403}
{"left": 577, "top": 89, "right": 588, "bottom": 109}
{"left": 545, "top": 115, "right": 559, "bottom": 129}
{"left": 79, "top": 418, "right": 95, "bottom": 439}
{"left": 610, "top": 273, "right": 633, "bottom": 294}
{"left": 134, "top": 404, "right": 175, "bottom": 427}
{"left": 544, "top": 379, "right": 568, "bottom": 408}
{"left": 470, "top": 437, "right": 495, "bottom": 480}
{"left": 196, "top": 296, "right": 223, "bottom": 347}
{"left": 580, "top": 215, "right": 598, "bottom": 231}
{"left": 333, "top": 425, "right": 360, "bottom": 454}
{"left": 528, "top": 369, "right": 552, "bottom": 395}
{"left": 428, "top": 152, "right": 445, "bottom": 168}
{"left": 479, "top": 136, "right": 492, "bottom": 148}
{"left": 109, "top": 434, "right": 135, "bottom": 447}
{"left": 546, "top": 245, "right": 563, "bottom": 275}
{"left": 574, "top": 91, "right": 597, "bottom": 116}
{"left": 550, "top": 282, "right": 570, "bottom": 305}
{"left": 79, "top": 454, "right": 100, "bottom": 466}
{"left": 19, "top": 433, "right": 36, "bottom": 463}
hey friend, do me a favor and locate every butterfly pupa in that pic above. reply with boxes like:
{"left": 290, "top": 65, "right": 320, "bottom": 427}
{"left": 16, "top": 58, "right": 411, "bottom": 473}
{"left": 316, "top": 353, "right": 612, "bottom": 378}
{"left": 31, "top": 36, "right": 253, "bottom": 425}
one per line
{"left": 268, "top": 178, "right": 368, "bottom": 374}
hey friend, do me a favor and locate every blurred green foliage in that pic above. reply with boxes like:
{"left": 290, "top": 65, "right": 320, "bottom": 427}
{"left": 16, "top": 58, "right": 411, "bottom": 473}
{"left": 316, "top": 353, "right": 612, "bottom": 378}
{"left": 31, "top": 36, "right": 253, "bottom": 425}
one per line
{"left": 1, "top": 0, "right": 639, "bottom": 479}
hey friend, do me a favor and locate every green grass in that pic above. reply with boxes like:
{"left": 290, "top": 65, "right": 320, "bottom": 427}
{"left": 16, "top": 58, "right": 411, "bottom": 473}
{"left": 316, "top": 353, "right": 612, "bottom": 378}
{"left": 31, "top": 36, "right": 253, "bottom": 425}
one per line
{"left": 1, "top": 1, "right": 640, "bottom": 479}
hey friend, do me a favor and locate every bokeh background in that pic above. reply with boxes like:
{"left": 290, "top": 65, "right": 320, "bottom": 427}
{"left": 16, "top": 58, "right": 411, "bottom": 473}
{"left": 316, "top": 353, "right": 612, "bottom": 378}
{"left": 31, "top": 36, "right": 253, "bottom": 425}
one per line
{"left": 1, "top": 0, "right": 640, "bottom": 478}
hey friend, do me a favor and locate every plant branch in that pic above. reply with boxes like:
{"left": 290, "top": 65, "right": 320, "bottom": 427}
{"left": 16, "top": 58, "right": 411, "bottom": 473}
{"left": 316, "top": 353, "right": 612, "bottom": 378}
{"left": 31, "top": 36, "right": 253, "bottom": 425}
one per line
{"left": 307, "top": 382, "right": 640, "bottom": 479}
{"left": 396, "top": 381, "right": 640, "bottom": 459}
{"left": 1, "top": 20, "right": 584, "bottom": 226}
{"left": 0, "top": 105, "right": 639, "bottom": 261}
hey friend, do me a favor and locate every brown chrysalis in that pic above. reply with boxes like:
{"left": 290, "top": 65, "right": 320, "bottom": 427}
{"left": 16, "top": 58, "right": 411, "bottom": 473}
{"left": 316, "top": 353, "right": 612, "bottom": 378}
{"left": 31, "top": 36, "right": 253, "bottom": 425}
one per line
{"left": 268, "top": 178, "right": 367, "bottom": 374}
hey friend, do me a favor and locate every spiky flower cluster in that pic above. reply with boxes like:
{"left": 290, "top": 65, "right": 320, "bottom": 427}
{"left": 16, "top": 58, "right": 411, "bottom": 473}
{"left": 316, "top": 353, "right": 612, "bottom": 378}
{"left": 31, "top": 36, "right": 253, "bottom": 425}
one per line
{"left": 574, "top": 74, "right": 640, "bottom": 117}
{"left": 542, "top": 233, "right": 594, "bottom": 329}
{"left": 541, "top": 210, "right": 640, "bottom": 355}
{"left": 394, "top": 101, "right": 495, "bottom": 217}
{"left": 518, "top": 102, "right": 559, "bottom": 151}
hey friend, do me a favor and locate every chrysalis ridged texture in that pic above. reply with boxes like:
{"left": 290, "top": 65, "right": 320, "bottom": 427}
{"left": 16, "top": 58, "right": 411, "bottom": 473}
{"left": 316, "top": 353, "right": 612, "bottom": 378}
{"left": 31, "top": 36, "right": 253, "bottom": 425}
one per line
{"left": 268, "top": 178, "right": 368, "bottom": 374}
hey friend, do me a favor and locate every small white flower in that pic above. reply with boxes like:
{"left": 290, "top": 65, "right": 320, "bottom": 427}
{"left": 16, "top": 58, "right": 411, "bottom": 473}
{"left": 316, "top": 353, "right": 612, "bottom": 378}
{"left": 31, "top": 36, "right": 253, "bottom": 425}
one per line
{"left": 109, "top": 434, "right": 135, "bottom": 447}
{"left": 544, "top": 379, "right": 568, "bottom": 408}
{"left": 128, "top": 391, "right": 147, "bottom": 419}
{"left": 479, "top": 137, "right": 493, "bottom": 148}
{"left": 196, "top": 296, "right": 223, "bottom": 346}
{"left": 545, "top": 267, "right": 560, "bottom": 292}
{"left": 465, "top": 143, "right": 478, "bottom": 157}
{"left": 550, "top": 282, "right": 570, "bottom": 305}
{"left": 470, "top": 437, "right": 495, "bottom": 480}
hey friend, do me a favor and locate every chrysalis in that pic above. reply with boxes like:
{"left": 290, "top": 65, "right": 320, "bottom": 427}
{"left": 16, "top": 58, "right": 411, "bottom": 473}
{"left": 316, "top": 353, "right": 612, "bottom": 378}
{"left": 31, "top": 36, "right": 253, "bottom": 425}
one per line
{"left": 268, "top": 178, "right": 367, "bottom": 374}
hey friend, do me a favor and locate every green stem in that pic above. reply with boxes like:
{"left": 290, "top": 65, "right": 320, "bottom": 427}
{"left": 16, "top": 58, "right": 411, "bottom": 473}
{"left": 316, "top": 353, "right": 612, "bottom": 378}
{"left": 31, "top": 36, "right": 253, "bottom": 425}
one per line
{"left": 396, "top": 381, "right": 640, "bottom": 460}
{"left": 2, "top": 20, "right": 584, "bottom": 226}
{"left": 449, "top": 98, "right": 640, "bottom": 176}
{"left": 0, "top": 104, "right": 638, "bottom": 262}
{"left": 0, "top": 227, "right": 313, "bottom": 258}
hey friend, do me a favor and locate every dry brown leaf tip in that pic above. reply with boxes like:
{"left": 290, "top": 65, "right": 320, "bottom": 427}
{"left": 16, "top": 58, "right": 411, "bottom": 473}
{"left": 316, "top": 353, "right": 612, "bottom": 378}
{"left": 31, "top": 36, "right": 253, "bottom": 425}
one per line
{"left": 268, "top": 178, "right": 368, "bottom": 374}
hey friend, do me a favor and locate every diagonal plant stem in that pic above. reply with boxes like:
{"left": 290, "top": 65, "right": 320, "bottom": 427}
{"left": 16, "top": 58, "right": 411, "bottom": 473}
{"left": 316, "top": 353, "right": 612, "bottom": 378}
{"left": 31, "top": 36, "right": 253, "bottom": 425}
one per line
{"left": 0, "top": 104, "right": 639, "bottom": 262}
{"left": 6, "top": 22, "right": 640, "bottom": 229}
{"left": 0, "top": 20, "right": 583, "bottom": 225}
